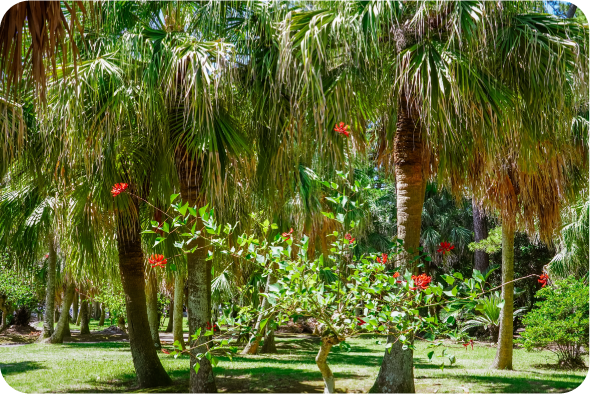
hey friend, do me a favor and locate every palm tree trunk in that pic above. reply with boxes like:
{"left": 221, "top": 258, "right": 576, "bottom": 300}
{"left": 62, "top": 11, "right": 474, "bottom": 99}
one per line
{"left": 116, "top": 205, "right": 171, "bottom": 388}
{"left": 472, "top": 199, "right": 490, "bottom": 273}
{"left": 72, "top": 291, "right": 79, "bottom": 323}
{"left": 372, "top": 93, "right": 423, "bottom": 393}
{"left": 316, "top": 337, "right": 340, "bottom": 394}
{"left": 146, "top": 269, "right": 162, "bottom": 349}
{"left": 93, "top": 301, "right": 101, "bottom": 320}
{"left": 165, "top": 300, "right": 174, "bottom": 332}
{"left": 242, "top": 274, "right": 274, "bottom": 354}
{"left": 99, "top": 303, "right": 106, "bottom": 326}
{"left": 48, "top": 282, "right": 75, "bottom": 343}
{"left": 40, "top": 237, "right": 57, "bottom": 339}
{"left": 491, "top": 221, "right": 515, "bottom": 370}
{"left": 173, "top": 272, "right": 186, "bottom": 350}
{"left": 177, "top": 158, "right": 217, "bottom": 393}
{"left": 261, "top": 322, "right": 277, "bottom": 354}
{"left": 79, "top": 293, "right": 90, "bottom": 334}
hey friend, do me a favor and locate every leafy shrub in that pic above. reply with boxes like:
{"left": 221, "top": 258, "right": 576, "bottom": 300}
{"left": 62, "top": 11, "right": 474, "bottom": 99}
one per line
{"left": 519, "top": 277, "right": 589, "bottom": 368}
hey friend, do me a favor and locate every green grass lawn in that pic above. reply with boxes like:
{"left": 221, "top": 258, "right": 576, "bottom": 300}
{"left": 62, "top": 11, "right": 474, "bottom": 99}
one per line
{"left": 0, "top": 333, "right": 587, "bottom": 393}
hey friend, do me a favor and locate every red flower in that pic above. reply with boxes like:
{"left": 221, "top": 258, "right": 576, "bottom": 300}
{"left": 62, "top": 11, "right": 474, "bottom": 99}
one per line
{"left": 356, "top": 317, "right": 366, "bottom": 326}
{"left": 334, "top": 122, "right": 350, "bottom": 137}
{"left": 436, "top": 241, "right": 455, "bottom": 255}
{"left": 376, "top": 253, "right": 388, "bottom": 264}
{"left": 162, "top": 349, "right": 170, "bottom": 354}
{"left": 44, "top": 254, "right": 49, "bottom": 259}
{"left": 111, "top": 183, "right": 128, "bottom": 197}
{"left": 410, "top": 273, "right": 432, "bottom": 290}
{"left": 463, "top": 343, "right": 469, "bottom": 350}
{"left": 206, "top": 321, "right": 212, "bottom": 330}
{"left": 149, "top": 254, "right": 168, "bottom": 268}
{"left": 345, "top": 233, "right": 356, "bottom": 243}
{"left": 470, "top": 339, "right": 474, "bottom": 350}
{"left": 282, "top": 228, "right": 294, "bottom": 239}
{"left": 392, "top": 272, "right": 400, "bottom": 279}
{"left": 538, "top": 273, "right": 549, "bottom": 287}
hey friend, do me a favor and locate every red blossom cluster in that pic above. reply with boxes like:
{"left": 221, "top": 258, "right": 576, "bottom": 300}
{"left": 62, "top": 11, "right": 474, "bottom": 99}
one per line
{"left": 281, "top": 228, "right": 294, "bottom": 239}
{"left": 206, "top": 322, "right": 220, "bottom": 332}
{"left": 161, "top": 349, "right": 170, "bottom": 354}
{"left": 410, "top": 273, "right": 432, "bottom": 290}
{"left": 334, "top": 122, "right": 350, "bottom": 137}
{"left": 149, "top": 254, "right": 168, "bottom": 268}
{"left": 111, "top": 183, "right": 128, "bottom": 197}
{"left": 463, "top": 339, "right": 475, "bottom": 350}
{"left": 345, "top": 233, "right": 356, "bottom": 243}
{"left": 376, "top": 253, "right": 388, "bottom": 264}
{"left": 437, "top": 241, "right": 454, "bottom": 254}
{"left": 356, "top": 317, "right": 366, "bottom": 326}
{"left": 538, "top": 273, "right": 549, "bottom": 287}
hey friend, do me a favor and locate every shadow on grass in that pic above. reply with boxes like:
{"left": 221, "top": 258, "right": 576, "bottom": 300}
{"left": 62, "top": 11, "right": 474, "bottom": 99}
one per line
{"left": 0, "top": 361, "right": 46, "bottom": 376}
{"left": 60, "top": 342, "right": 131, "bottom": 350}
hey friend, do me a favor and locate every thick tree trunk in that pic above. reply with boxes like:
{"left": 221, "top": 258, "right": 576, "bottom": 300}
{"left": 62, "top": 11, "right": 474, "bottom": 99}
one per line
{"left": 316, "top": 337, "right": 340, "bottom": 394}
{"left": 372, "top": 93, "right": 423, "bottom": 393}
{"left": 177, "top": 153, "right": 217, "bottom": 393}
{"left": 72, "top": 291, "right": 79, "bottom": 323}
{"left": 117, "top": 206, "right": 171, "bottom": 387}
{"left": 99, "top": 303, "right": 106, "bottom": 326}
{"left": 173, "top": 273, "right": 186, "bottom": 350}
{"left": 146, "top": 269, "right": 162, "bottom": 349}
{"left": 472, "top": 200, "right": 490, "bottom": 273}
{"left": 40, "top": 237, "right": 57, "bottom": 340}
{"left": 93, "top": 301, "right": 101, "bottom": 320}
{"left": 242, "top": 274, "right": 274, "bottom": 355}
{"left": 166, "top": 300, "right": 174, "bottom": 332}
{"left": 491, "top": 221, "right": 515, "bottom": 370}
{"left": 79, "top": 293, "right": 90, "bottom": 334}
{"left": 55, "top": 308, "right": 60, "bottom": 324}
{"left": 261, "top": 322, "right": 277, "bottom": 354}
{"left": 0, "top": 296, "right": 9, "bottom": 329}
{"left": 48, "top": 283, "right": 75, "bottom": 344}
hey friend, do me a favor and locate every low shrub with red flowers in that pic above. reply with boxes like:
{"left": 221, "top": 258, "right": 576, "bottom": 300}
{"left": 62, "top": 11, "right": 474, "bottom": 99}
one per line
{"left": 111, "top": 183, "right": 128, "bottom": 197}
{"left": 410, "top": 273, "right": 432, "bottom": 290}
{"left": 345, "top": 233, "right": 355, "bottom": 243}
{"left": 376, "top": 253, "right": 388, "bottom": 264}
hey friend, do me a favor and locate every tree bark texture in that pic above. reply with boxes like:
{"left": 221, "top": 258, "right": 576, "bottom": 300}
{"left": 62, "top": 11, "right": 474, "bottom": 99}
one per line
{"left": 261, "top": 322, "right": 277, "bottom": 354}
{"left": 242, "top": 274, "right": 274, "bottom": 355}
{"left": 72, "top": 291, "right": 79, "bottom": 323}
{"left": 93, "top": 301, "right": 101, "bottom": 320}
{"left": 491, "top": 222, "right": 515, "bottom": 370}
{"left": 166, "top": 300, "right": 174, "bottom": 332}
{"left": 373, "top": 93, "right": 423, "bottom": 393}
{"left": 118, "top": 315, "right": 127, "bottom": 332}
{"left": 117, "top": 206, "right": 171, "bottom": 387}
{"left": 316, "top": 337, "right": 340, "bottom": 394}
{"left": 40, "top": 237, "right": 57, "bottom": 339}
{"left": 79, "top": 293, "right": 90, "bottom": 335}
{"left": 48, "top": 282, "right": 75, "bottom": 343}
{"left": 173, "top": 273, "right": 186, "bottom": 350}
{"left": 99, "top": 302, "right": 106, "bottom": 326}
{"left": 146, "top": 269, "right": 162, "bottom": 349}
{"left": 472, "top": 200, "right": 490, "bottom": 273}
{"left": 178, "top": 155, "right": 217, "bottom": 393}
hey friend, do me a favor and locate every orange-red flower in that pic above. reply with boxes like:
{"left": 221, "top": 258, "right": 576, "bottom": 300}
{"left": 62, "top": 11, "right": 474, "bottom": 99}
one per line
{"left": 334, "top": 122, "right": 350, "bottom": 137}
{"left": 376, "top": 253, "right": 388, "bottom": 264}
{"left": 149, "top": 254, "right": 167, "bottom": 268}
{"left": 410, "top": 273, "right": 432, "bottom": 290}
{"left": 162, "top": 349, "right": 170, "bottom": 354}
{"left": 437, "top": 241, "right": 454, "bottom": 254}
{"left": 111, "top": 183, "right": 128, "bottom": 197}
{"left": 345, "top": 233, "right": 355, "bottom": 243}
{"left": 392, "top": 271, "right": 400, "bottom": 279}
{"left": 538, "top": 273, "right": 549, "bottom": 287}
{"left": 282, "top": 228, "right": 294, "bottom": 239}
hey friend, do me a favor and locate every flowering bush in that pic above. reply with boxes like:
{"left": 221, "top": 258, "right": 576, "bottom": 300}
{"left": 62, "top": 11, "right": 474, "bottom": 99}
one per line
{"left": 518, "top": 277, "right": 589, "bottom": 368}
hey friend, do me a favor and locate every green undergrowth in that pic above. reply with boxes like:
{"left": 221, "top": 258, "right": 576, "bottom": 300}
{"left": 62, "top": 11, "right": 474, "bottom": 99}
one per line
{"left": 0, "top": 334, "right": 587, "bottom": 393}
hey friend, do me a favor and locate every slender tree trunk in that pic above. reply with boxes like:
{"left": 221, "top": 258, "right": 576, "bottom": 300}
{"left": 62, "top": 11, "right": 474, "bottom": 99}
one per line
{"left": 54, "top": 308, "right": 60, "bottom": 324}
{"left": 166, "top": 300, "right": 174, "bottom": 332}
{"left": 177, "top": 156, "right": 217, "bottom": 393}
{"left": 116, "top": 204, "right": 171, "bottom": 387}
{"left": 566, "top": 4, "right": 577, "bottom": 18}
{"left": 0, "top": 296, "right": 8, "bottom": 329}
{"left": 173, "top": 273, "right": 186, "bottom": 350}
{"left": 372, "top": 93, "right": 423, "bottom": 393}
{"left": 72, "top": 291, "right": 79, "bottom": 323}
{"left": 40, "top": 237, "right": 57, "bottom": 340}
{"left": 48, "top": 283, "right": 75, "bottom": 344}
{"left": 118, "top": 315, "right": 127, "bottom": 332}
{"left": 472, "top": 199, "right": 490, "bottom": 273}
{"left": 79, "top": 293, "right": 90, "bottom": 334}
{"left": 99, "top": 303, "right": 106, "bottom": 326}
{"left": 316, "top": 337, "right": 340, "bottom": 394}
{"left": 491, "top": 221, "right": 515, "bottom": 370}
{"left": 94, "top": 301, "right": 101, "bottom": 320}
{"left": 242, "top": 274, "right": 274, "bottom": 354}
{"left": 146, "top": 269, "right": 162, "bottom": 349}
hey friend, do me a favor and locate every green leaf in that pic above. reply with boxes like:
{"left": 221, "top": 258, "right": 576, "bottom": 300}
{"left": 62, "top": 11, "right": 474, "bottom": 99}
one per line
{"left": 162, "top": 222, "right": 170, "bottom": 233}
{"left": 427, "top": 350, "right": 435, "bottom": 360}
{"left": 170, "top": 194, "right": 180, "bottom": 204}
{"left": 188, "top": 207, "right": 198, "bottom": 217}
{"left": 141, "top": 230, "right": 157, "bottom": 234}
{"left": 179, "top": 202, "right": 189, "bottom": 216}
{"left": 194, "top": 363, "right": 200, "bottom": 374}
